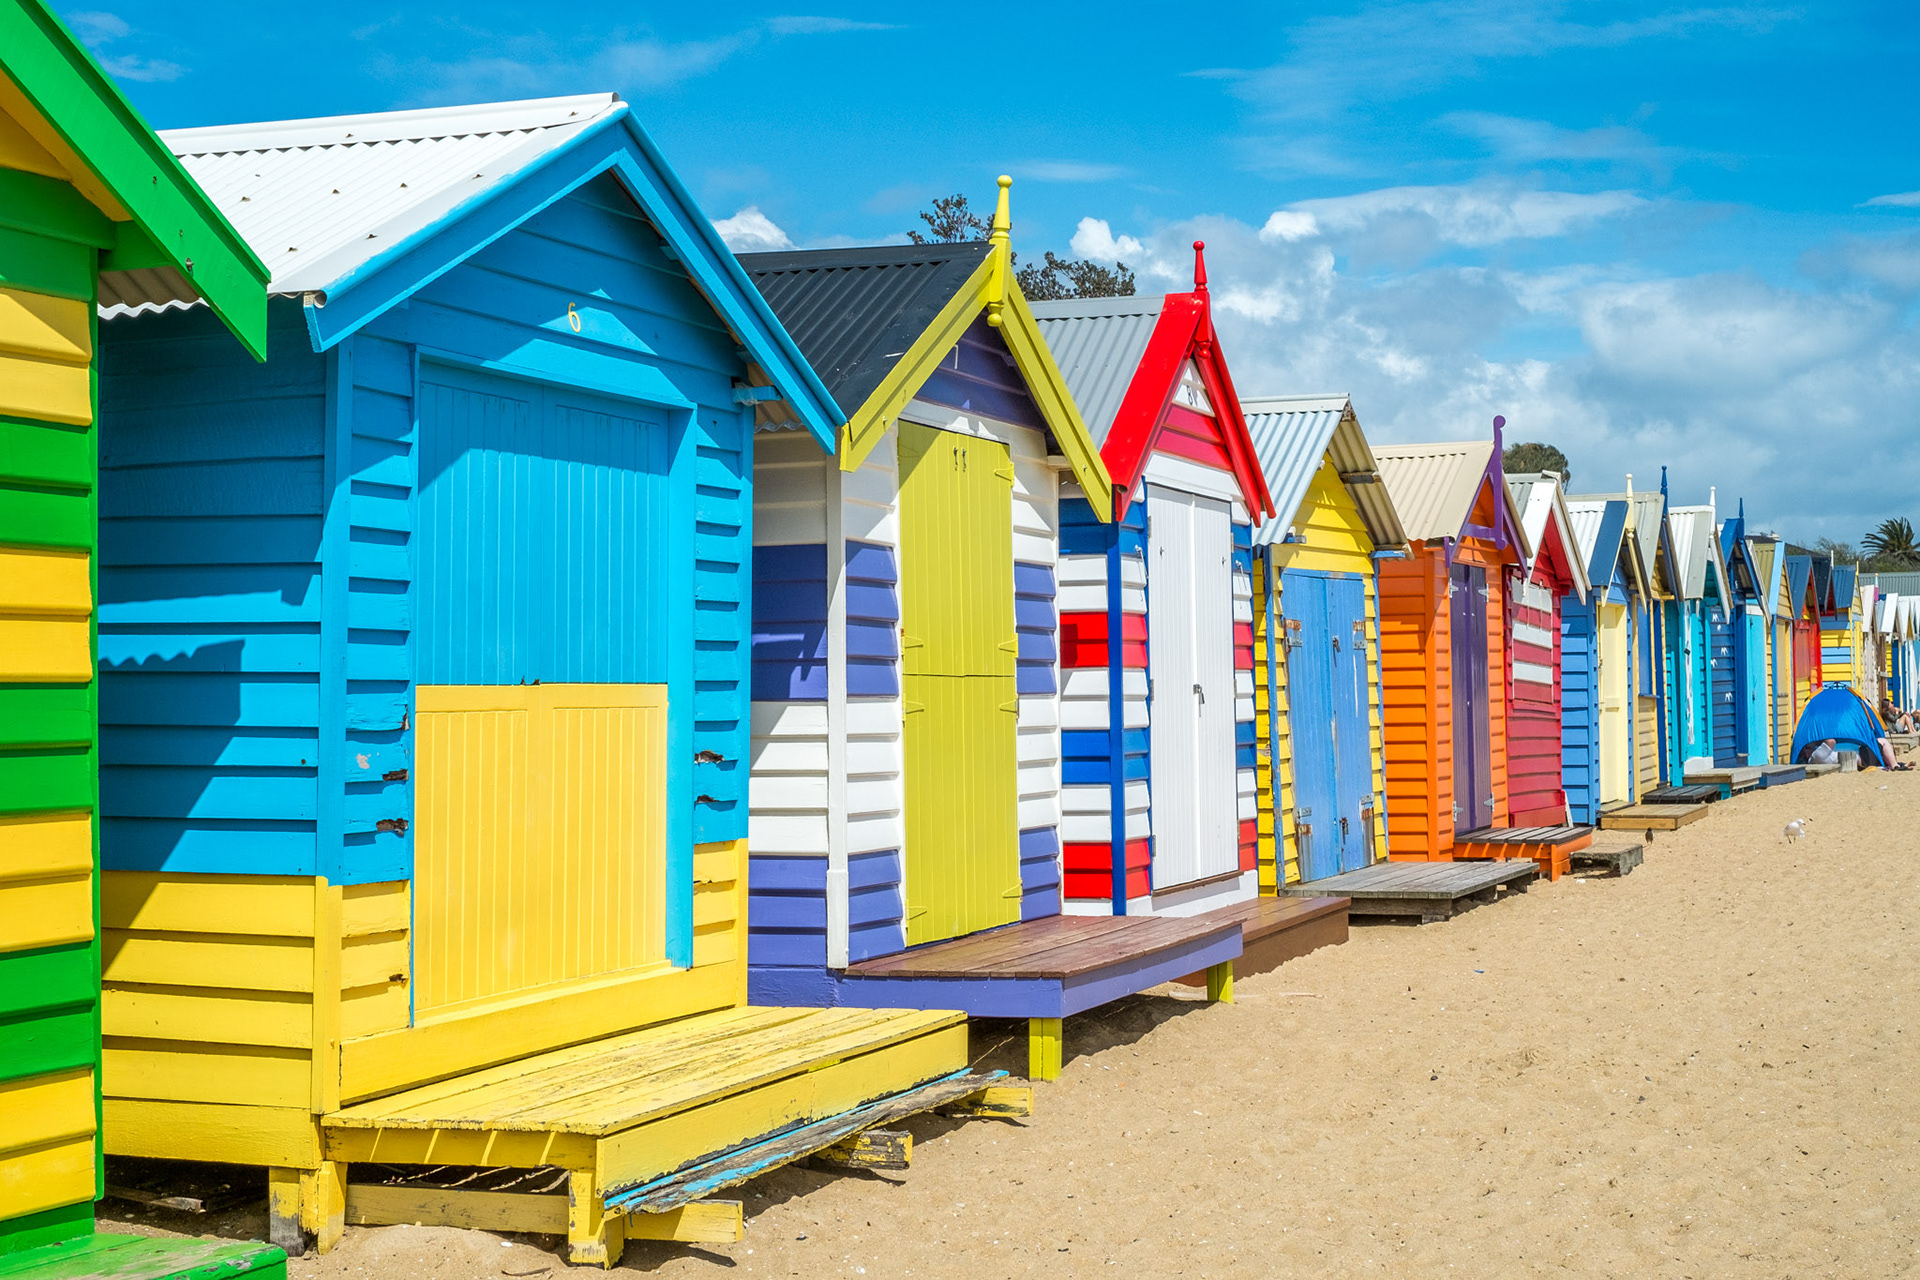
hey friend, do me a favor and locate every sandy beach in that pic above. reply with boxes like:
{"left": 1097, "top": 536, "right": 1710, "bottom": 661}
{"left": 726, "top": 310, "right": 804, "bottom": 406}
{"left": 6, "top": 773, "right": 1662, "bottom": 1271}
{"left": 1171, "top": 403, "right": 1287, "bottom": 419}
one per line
{"left": 105, "top": 767, "right": 1919, "bottom": 1278}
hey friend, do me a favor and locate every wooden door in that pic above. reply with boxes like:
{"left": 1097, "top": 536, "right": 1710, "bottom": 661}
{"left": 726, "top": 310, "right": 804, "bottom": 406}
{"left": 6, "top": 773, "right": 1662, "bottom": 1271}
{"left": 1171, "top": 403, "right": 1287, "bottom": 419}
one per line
{"left": 414, "top": 684, "right": 667, "bottom": 1014}
{"left": 1280, "top": 571, "right": 1337, "bottom": 881}
{"left": 1598, "top": 603, "right": 1632, "bottom": 807}
{"left": 1450, "top": 564, "right": 1492, "bottom": 833}
{"left": 897, "top": 422, "right": 1019, "bottom": 945}
{"left": 1329, "top": 575, "right": 1375, "bottom": 872}
{"left": 1147, "top": 486, "right": 1239, "bottom": 888}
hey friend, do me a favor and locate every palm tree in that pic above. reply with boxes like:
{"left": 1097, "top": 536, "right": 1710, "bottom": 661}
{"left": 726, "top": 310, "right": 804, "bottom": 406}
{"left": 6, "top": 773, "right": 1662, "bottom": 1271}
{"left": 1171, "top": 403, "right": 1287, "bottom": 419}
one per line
{"left": 1864, "top": 517, "right": 1920, "bottom": 568}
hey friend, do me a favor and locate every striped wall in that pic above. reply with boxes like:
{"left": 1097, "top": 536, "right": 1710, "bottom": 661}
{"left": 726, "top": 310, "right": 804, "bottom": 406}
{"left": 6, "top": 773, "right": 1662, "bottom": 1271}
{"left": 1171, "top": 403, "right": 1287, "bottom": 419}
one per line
{"left": 0, "top": 169, "right": 103, "bottom": 1243}
{"left": 748, "top": 408, "right": 1062, "bottom": 996}
{"left": 1506, "top": 570, "right": 1566, "bottom": 826}
{"left": 1559, "top": 597, "right": 1599, "bottom": 824}
{"left": 1710, "top": 601, "right": 1738, "bottom": 765}
{"left": 1232, "top": 522, "right": 1259, "bottom": 873}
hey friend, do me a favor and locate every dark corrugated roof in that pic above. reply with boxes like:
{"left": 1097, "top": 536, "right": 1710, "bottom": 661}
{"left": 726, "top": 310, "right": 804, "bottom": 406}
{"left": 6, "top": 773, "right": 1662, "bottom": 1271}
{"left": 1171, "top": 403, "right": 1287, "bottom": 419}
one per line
{"left": 740, "top": 242, "right": 992, "bottom": 418}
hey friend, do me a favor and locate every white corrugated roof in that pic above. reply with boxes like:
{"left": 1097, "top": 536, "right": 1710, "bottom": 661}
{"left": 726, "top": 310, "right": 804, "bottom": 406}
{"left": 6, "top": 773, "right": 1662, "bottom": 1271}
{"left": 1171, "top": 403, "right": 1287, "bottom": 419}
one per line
{"left": 1373, "top": 438, "right": 1522, "bottom": 547}
{"left": 1507, "top": 472, "right": 1590, "bottom": 600}
{"left": 1666, "top": 505, "right": 1729, "bottom": 602}
{"left": 1566, "top": 497, "right": 1611, "bottom": 568}
{"left": 1242, "top": 393, "right": 1405, "bottom": 548}
{"left": 1029, "top": 295, "right": 1164, "bottom": 447}
{"left": 114, "top": 94, "right": 623, "bottom": 308}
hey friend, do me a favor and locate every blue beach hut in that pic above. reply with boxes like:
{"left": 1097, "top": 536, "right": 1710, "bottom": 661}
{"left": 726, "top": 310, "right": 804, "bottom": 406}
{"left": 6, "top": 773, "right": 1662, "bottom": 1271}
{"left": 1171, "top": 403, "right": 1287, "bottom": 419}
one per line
{"left": 1717, "top": 504, "right": 1772, "bottom": 765}
{"left": 1664, "top": 499, "right": 1731, "bottom": 777}
{"left": 1560, "top": 496, "right": 1652, "bottom": 820}
{"left": 90, "top": 95, "right": 983, "bottom": 1265}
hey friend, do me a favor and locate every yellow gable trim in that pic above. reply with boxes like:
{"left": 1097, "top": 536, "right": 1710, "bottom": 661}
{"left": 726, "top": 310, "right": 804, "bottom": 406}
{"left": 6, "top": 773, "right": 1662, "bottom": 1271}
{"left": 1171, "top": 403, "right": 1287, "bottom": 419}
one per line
{"left": 996, "top": 287, "right": 1112, "bottom": 523}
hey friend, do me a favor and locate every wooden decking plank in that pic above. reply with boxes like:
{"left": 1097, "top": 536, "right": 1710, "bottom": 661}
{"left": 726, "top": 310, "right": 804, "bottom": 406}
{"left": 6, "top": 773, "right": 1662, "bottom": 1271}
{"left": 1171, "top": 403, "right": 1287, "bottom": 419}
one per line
{"left": 327, "top": 1008, "right": 965, "bottom": 1136}
{"left": 846, "top": 916, "right": 1108, "bottom": 975}
{"left": 845, "top": 914, "right": 1235, "bottom": 980}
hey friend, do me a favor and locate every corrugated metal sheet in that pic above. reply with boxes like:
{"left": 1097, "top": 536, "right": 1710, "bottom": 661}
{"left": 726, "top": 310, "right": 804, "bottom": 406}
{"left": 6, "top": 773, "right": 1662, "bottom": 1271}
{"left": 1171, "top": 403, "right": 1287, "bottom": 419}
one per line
{"left": 741, "top": 243, "right": 992, "bottom": 421}
{"left": 1668, "top": 505, "right": 1727, "bottom": 601}
{"left": 1864, "top": 571, "right": 1920, "bottom": 597}
{"left": 1507, "top": 471, "right": 1590, "bottom": 599}
{"left": 1566, "top": 497, "right": 1618, "bottom": 581}
{"left": 102, "top": 94, "right": 620, "bottom": 310}
{"left": 1028, "top": 295, "right": 1164, "bottom": 447}
{"left": 1242, "top": 393, "right": 1405, "bottom": 549}
{"left": 1372, "top": 439, "right": 1497, "bottom": 543}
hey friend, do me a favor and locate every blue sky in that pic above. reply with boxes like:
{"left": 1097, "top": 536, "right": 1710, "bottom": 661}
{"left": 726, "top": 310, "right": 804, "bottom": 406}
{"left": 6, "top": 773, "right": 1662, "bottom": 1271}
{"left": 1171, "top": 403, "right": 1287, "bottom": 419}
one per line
{"left": 70, "top": 1, "right": 1920, "bottom": 539}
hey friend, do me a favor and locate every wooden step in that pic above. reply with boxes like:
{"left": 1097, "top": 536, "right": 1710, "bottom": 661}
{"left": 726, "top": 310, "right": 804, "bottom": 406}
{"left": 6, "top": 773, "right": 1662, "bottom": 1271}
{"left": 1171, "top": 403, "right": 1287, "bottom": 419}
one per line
{"left": 0, "top": 1234, "right": 284, "bottom": 1280}
{"left": 1174, "top": 895, "right": 1349, "bottom": 983}
{"left": 1600, "top": 803, "right": 1709, "bottom": 832}
{"left": 1282, "top": 860, "right": 1536, "bottom": 924}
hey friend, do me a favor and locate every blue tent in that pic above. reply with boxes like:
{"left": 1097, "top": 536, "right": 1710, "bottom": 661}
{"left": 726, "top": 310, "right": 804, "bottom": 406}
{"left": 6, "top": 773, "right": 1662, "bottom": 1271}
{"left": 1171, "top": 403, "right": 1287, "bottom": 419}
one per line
{"left": 1790, "top": 686, "right": 1888, "bottom": 767}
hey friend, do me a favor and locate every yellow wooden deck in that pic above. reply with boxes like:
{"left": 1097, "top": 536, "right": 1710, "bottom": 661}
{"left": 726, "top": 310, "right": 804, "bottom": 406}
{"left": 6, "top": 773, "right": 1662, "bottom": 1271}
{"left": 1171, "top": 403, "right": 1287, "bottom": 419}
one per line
{"left": 319, "top": 1005, "right": 968, "bottom": 1266}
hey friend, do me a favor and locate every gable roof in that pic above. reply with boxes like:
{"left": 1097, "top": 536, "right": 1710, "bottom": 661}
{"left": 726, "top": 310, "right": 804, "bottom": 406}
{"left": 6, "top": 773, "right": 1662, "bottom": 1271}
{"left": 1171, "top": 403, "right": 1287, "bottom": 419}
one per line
{"left": 1830, "top": 563, "right": 1858, "bottom": 617}
{"left": 1785, "top": 553, "right": 1815, "bottom": 619}
{"left": 1373, "top": 437, "right": 1528, "bottom": 559}
{"left": 741, "top": 241, "right": 992, "bottom": 418}
{"left": 1506, "top": 472, "right": 1590, "bottom": 601}
{"left": 1667, "top": 505, "right": 1730, "bottom": 602}
{"left": 1, "top": 0, "right": 267, "bottom": 355}
{"left": 1030, "top": 244, "right": 1271, "bottom": 522}
{"left": 742, "top": 180, "right": 1110, "bottom": 512}
{"left": 1240, "top": 394, "right": 1406, "bottom": 549}
{"left": 95, "top": 92, "right": 843, "bottom": 450}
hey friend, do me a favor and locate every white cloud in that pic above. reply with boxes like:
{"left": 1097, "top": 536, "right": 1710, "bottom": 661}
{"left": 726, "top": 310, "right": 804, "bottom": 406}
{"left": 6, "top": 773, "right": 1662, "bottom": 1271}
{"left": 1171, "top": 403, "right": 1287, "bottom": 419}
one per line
{"left": 1069, "top": 218, "right": 1144, "bottom": 262}
{"left": 1442, "top": 111, "right": 1683, "bottom": 177}
{"left": 1290, "top": 182, "right": 1646, "bottom": 247}
{"left": 1863, "top": 191, "right": 1920, "bottom": 208}
{"left": 713, "top": 206, "right": 794, "bottom": 252}
{"left": 98, "top": 53, "right": 185, "bottom": 82}
{"left": 66, "top": 10, "right": 129, "bottom": 42}
{"left": 1013, "top": 160, "right": 1129, "bottom": 184}
{"left": 1259, "top": 210, "right": 1319, "bottom": 242}
{"left": 766, "top": 16, "right": 898, "bottom": 34}
{"left": 1063, "top": 201, "right": 1919, "bottom": 541}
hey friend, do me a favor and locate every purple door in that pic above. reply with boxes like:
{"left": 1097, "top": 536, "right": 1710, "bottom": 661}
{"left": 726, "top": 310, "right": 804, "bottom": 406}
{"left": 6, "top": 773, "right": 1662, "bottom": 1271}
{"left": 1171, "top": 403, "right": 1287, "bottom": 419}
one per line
{"left": 1450, "top": 563, "right": 1493, "bottom": 833}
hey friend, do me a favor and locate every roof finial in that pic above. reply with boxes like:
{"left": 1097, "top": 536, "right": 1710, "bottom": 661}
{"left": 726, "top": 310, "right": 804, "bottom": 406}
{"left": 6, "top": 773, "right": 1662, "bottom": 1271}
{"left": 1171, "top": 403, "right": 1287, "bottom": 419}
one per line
{"left": 1709, "top": 485, "right": 1717, "bottom": 518}
{"left": 986, "top": 175, "right": 1012, "bottom": 326}
{"left": 1626, "top": 472, "right": 1634, "bottom": 500}
{"left": 1738, "top": 496, "right": 1746, "bottom": 520}
{"left": 1193, "top": 240, "right": 1208, "bottom": 292}
{"left": 1492, "top": 414, "right": 1505, "bottom": 452}
{"left": 1660, "top": 465, "right": 1668, "bottom": 499}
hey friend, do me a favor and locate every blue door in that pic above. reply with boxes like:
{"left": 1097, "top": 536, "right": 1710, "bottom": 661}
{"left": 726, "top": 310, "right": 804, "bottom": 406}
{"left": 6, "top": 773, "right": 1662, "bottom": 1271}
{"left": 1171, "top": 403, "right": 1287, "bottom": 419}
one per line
{"left": 1710, "top": 598, "right": 1739, "bottom": 765}
{"left": 1281, "top": 571, "right": 1339, "bottom": 881}
{"left": 1329, "top": 575, "right": 1374, "bottom": 872}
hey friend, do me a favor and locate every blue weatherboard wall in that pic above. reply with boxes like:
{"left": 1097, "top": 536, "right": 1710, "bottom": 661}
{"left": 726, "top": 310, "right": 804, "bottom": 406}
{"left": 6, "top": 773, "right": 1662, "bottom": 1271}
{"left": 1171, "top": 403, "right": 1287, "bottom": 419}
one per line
{"left": 97, "top": 169, "right": 765, "bottom": 948}
{"left": 1710, "top": 600, "right": 1738, "bottom": 765}
{"left": 1560, "top": 595, "right": 1599, "bottom": 823}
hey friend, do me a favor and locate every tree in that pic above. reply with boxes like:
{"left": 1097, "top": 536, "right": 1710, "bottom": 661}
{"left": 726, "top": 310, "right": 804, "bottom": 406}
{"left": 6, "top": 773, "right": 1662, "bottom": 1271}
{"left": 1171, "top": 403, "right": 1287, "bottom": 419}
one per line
{"left": 1862, "top": 517, "right": 1920, "bottom": 569}
{"left": 1502, "top": 441, "right": 1570, "bottom": 487}
{"left": 909, "top": 192, "right": 1136, "bottom": 301}
{"left": 1814, "top": 537, "right": 1860, "bottom": 566}
{"left": 907, "top": 193, "right": 989, "bottom": 245}
{"left": 1016, "top": 250, "right": 1136, "bottom": 301}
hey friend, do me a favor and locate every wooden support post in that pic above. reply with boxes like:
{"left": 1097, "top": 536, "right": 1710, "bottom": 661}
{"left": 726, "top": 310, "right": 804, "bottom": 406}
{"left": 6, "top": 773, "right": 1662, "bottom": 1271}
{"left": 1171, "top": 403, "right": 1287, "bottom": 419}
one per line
{"left": 812, "top": 1128, "right": 911, "bottom": 1171}
{"left": 938, "top": 1085, "right": 1035, "bottom": 1119}
{"left": 625, "top": 1201, "right": 745, "bottom": 1245}
{"left": 1028, "top": 1017, "right": 1062, "bottom": 1082}
{"left": 302, "top": 1161, "right": 347, "bottom": 1255}
{"left": 567, "top": 1168, "right": 625, "bottom": 1269}
{"left": 1206, "top": 960, "right": 1234, "bottom": 1004}
{"left": 267, "top": 1168, "right": 306, "bottom": 1257}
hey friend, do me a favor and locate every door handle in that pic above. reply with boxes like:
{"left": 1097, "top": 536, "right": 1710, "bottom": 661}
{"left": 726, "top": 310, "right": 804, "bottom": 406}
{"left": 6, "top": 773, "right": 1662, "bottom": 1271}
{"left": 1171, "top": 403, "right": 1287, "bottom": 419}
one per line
{"left": 1193, "top": 683, "right": 1204, "bottom": 703}
{"left": 1340, "top": 816, "right": 1349, "bottom": 838}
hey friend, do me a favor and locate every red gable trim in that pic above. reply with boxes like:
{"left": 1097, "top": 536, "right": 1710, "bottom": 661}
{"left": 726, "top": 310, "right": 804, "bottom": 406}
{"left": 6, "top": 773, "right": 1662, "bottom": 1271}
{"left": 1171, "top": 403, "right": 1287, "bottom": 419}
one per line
{"left": 1097, "top": 243, "right": 1275, "bottom": 522}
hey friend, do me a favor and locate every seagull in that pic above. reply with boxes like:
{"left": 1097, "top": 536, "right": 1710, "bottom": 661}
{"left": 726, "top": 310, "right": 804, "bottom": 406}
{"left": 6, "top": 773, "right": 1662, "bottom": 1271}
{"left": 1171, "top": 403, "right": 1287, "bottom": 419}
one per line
{"left": 1783, "top": 818, "right": 1809, "bottom": 843}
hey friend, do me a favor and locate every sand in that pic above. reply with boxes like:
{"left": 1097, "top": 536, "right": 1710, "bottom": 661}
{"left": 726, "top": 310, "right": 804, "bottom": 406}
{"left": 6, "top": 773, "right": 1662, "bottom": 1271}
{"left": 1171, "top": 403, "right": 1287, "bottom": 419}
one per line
{"left": 103, "top": 767, "right": 1920, "bottom": 1277}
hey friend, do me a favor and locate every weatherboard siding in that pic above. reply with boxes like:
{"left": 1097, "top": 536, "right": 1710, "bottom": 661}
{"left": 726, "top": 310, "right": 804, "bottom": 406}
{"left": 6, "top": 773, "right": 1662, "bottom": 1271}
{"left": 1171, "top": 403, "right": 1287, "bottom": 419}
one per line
{"left": 0, "top": 204, "right": 103, "bottom": 1235}
{"left": 1560, "top": 597, "right": 1599, "bottom": 824}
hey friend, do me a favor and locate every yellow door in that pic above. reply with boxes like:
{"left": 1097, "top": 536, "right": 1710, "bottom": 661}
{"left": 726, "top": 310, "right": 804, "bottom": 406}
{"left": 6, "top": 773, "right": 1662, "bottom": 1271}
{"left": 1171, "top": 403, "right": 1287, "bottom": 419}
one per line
{"left": 897, "top": 422, "right": 1020, "bottom": 945}
{"left": 1597, "top": 603, "right": 1631, "bottom": 807}
{"left": 413, "top": 683, "right": 668, "bottom": 1014}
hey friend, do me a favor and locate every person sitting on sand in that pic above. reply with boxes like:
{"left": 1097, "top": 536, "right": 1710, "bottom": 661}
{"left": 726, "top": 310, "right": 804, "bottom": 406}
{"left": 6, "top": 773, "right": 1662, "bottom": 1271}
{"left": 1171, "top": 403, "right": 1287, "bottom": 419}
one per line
{"left": 1807, "top": 739, "right": 1839, "bottom": 765}
{"left": 1880, "top": 697, "right": 1914, "bottom": 734}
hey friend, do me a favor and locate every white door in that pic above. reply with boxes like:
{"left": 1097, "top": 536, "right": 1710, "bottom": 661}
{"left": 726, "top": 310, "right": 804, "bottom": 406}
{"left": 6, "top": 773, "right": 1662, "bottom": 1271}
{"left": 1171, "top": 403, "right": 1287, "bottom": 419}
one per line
{"left": 1147, "top": 485, "right": 1239, "bottom": 888}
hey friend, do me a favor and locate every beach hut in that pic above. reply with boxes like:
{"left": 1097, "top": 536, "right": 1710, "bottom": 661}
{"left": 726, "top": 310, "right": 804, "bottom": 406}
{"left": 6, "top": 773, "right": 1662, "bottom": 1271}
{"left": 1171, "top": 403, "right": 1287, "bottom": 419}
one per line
{"left": 739, "top": 198, "right": 1239, "bottom": 1083}
{"left": 1561, "top": 496, "right": 1653, "bottom": 820}
{"left": 1856, "top": 584, "right": 1882, "bottom": 707}
{"left": 0, "top": 4, "right": 272, "bottom": 1272}
{"left": 1820, "top": 560, "right": 1859, "bottom": 690}
{"left": 89, "top": 95, "right": 996, "bottom": 1264}
{"left": 1784, "top": 549, "right": 1824, "bottom": 725}
{"left": 1663, "top": 500, "right": 1731, "bottom": 776}
{"left": 1610, "top": 481, "right": 1680, "bottom": 794}
{"left": 1748, "top": 534, "right": 1795, "bottom": 765}
{"left": 1240, "top": 395, "right": 1406, "bottom": 887}
{"left": 1372, "top": 422, "right": 1531, "bottom": 860}
{"left": 1715, "top": 504, "right": 1771, "bottom": 766}
{"left": 1500, "top": 473, "right": 1590, "bottom": 840}
{"left": 1029, "top": 245, "right": 1276, "bottom": 914}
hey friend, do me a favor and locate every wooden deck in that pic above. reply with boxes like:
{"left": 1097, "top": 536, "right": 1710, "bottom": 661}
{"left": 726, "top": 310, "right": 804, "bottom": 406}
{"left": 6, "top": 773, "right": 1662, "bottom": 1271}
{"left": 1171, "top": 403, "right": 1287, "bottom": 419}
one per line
{"left": 1279, "top": 860, "right": 1536, "bottom": 923}
{"left": 1804, "top": 761, "right": 1840, "bottom": 777}
{"left": 1757, "top": 764, "right": 1807, "bottom": 787}
{"left": 321, "top": 1006, "right": 980, "bottom": 1265}
{"left": 1600, "top": 802, "right": 1710, "bottom": 833}
{"left": 1453, "top": 824, "right": 1595, "bottom": 880}
{"left": 0, "top": 1235, "right": 285, "bottom": 1279}
{"left": 1684, "top": 767, "right": 1761, "bottom": 798}
{"left": 1570, "top": 838, "right": 1644, "bottom": 877}
{"left": 1644, "top": 783, "right": 1725, "bottom": 805}
{"left": 1172, "top": 895, "right": 1350, "bottom": 983}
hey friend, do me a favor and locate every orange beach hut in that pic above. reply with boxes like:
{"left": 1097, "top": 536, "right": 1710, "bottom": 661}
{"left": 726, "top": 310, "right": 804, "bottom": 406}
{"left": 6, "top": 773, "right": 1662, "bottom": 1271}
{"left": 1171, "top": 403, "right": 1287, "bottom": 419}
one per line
{"left": 1372, "top": 423, "right": 1531, "bottom": 861}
